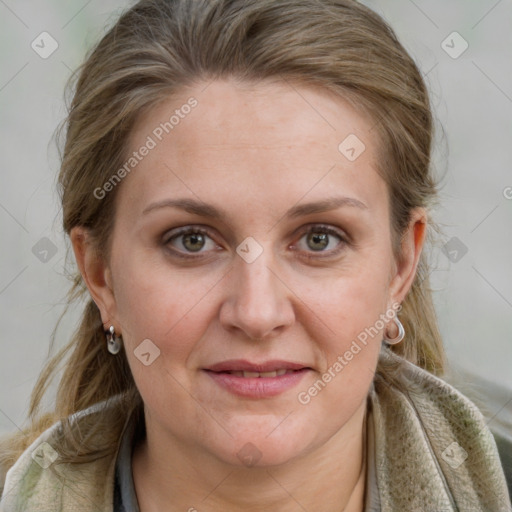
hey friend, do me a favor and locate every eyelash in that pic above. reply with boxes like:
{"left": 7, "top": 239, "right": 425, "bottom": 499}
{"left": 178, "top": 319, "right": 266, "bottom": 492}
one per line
{"left": 162, "top": 224, "right": 349, "bottom": 260}
{"left": 293, "top": 225, "right": 349, "bottom": 261}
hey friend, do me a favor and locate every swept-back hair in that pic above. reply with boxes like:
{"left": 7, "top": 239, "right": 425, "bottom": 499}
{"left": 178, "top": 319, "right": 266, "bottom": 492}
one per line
{"left": 0, "top": 0, "right": 443, "bottom": 475}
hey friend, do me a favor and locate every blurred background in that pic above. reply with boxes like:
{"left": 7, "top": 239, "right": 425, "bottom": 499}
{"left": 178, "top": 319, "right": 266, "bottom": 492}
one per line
{"left": 0, "top": 0, "right": 511, "bottom": 448}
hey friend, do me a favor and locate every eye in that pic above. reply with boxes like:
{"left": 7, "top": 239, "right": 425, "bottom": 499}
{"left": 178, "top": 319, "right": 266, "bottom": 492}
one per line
{"left": 164, "top": 226, "right": 219, "bottom": 256}
{"left": 293, "top": 224, "right": 347, "bottom": 256}
{"left": 162, "top": 224, "right": 347, "bottom": 260}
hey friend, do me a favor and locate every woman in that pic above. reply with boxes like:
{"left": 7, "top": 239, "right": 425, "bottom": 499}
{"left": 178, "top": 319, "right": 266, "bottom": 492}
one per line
{"left": 0, "top": 0, "right": 510, "bottom": 510}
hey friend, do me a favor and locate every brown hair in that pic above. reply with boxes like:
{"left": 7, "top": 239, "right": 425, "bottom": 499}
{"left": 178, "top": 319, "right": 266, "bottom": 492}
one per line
{"left": 0, "top": 0, "right": 444, "bottom": 476}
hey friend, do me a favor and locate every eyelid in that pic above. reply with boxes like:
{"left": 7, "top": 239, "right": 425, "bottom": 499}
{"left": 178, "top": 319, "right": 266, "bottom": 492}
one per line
{"left": 163, "top": 225, "right": 221, "bottom": 259}
{"left": 296, "top": 223, "right": 347, "bottom": 239}
{"left": 290, "top": 224, "right": 349, "bottom": 257}
{"left": 162, "top": 225, "right": 215, "bottom": 244}
{"left": 163, "top": 223, "right": 349, "bottom": 259}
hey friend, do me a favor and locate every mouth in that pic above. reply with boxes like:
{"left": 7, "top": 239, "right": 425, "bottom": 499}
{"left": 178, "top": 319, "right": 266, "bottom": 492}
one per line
{"left": 203, "top": 360, "right": 312, "bottom": 398}
{"left": 212, "top": 369, "right": 300, "bottom": 378}
{"left": 204, "top": 359, "right": 311, "bottom": 374}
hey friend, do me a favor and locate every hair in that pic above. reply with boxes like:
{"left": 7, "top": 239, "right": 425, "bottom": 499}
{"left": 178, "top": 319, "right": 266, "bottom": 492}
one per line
{"left": 0, "top": 0, "right": 445, "bottom": 477}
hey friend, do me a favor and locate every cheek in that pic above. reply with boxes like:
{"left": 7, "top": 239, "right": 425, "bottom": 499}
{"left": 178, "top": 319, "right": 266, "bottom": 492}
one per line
{"left": 111, "top": 249, "right": 220, "bottom": 364}
{"left": 112, "top": 261, "right": 215, "bottom": 415}
{"left": 293, "top": 273, "right": 387, "bottom": 428}
{"left": 302, "top": 254, "right": 391, "bottom": 341}
{"left": 300, "top": 256, "right": 391, "bottom": 382}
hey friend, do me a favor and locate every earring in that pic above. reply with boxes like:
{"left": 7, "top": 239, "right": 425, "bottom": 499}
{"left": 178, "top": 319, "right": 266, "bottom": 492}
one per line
{"left": 106, "top": 325, "right": 122, "bottom": 355}
{"left": 383, "top": 317, "right": 405, "bottom": 345}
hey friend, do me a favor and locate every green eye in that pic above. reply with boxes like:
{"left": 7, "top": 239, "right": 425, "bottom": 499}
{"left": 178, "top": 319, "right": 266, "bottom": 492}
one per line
{"left": 297, "top": 226, "right": 345, "bottom": 254}
{"left": 181, "top": 232, "right": 206, "bottom": 252}
{"left": 163, "top": 224, "right": 348, "bottom": 261}
{"left": 165, "top": 227, "right": 217, "bottom": 256}
{"left": 306, "top": 232, "right": 330, "bottom": 251}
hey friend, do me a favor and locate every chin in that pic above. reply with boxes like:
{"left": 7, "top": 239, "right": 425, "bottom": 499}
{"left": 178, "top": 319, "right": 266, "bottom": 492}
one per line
{"left": 215, "top": 431, "right": 309, "bottom": 469}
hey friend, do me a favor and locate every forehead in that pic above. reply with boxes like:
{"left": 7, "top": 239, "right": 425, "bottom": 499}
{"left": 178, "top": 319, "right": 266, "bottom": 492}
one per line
{"left": 117, "top": 78, "right": 386, "bottom": 222}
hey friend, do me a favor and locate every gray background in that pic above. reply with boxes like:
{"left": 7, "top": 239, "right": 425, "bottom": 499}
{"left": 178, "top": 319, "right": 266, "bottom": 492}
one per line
{"left": 1, "top": 0, "right": 511, "bottom": 435}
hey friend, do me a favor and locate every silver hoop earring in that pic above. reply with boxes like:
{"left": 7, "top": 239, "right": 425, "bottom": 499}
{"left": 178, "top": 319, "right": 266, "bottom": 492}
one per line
{"left": 106, "top": 325, "right": 122, "bottom": 355}
{"left": 383, "top": 317, "right": 405, "bottom": 345}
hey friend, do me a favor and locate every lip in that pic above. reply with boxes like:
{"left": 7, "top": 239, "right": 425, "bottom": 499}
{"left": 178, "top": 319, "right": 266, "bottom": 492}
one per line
{"left": 203, "top": 359, "right": 312, "bottom": 399}
{"left": 205, "top": 359, "right": 310, "bottom": 373}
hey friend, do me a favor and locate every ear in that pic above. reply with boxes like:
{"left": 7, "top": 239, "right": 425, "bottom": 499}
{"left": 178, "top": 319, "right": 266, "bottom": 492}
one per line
{"left": 70, "top": 226, "right": 119, "bottom": 332}
{"left": 388, "top": 208, "right": 427, "bottom": 306}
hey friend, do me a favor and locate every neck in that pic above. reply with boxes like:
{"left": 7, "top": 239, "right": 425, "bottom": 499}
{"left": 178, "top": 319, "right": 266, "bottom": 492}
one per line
{"left": 132, "top": 401, "right": 367, "bottom": 512}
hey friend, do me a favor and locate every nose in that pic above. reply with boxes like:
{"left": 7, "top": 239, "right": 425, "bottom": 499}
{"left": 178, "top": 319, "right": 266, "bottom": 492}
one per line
{"left": 219, "top": 248, "right": 295, "bottom": 341}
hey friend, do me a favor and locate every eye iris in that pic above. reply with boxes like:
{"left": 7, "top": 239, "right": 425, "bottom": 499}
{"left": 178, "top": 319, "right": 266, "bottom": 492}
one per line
{"left": 183, "top": 232, "right": 205, "bottom": 252}
{"left": 307, "top": 232, "right": 328, "bottom": 251}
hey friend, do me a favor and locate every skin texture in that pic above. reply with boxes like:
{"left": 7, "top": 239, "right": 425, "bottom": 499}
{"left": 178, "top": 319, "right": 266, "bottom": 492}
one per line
{"left": 71, "top": 78, "right": 426, "bottom": 512}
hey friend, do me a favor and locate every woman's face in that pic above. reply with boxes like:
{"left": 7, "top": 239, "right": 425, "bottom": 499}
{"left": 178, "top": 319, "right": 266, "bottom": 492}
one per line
{"left": 74, "top": 78, "right": 424, "bottom": 467}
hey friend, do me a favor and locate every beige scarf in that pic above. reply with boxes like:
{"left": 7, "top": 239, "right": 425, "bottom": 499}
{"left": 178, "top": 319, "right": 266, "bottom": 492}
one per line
{"left": 1, "top": 349, "right": 510, "bottom": 511}
{"left": 367, "top": 349, "right": 510, "bottom": 511}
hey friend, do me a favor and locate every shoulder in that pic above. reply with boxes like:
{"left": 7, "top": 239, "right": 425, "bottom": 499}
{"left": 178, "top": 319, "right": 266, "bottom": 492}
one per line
{"left": 0, "top": 395, "right": 126, "bottom": 512}
{"left": 369, "top": 348, "right": 511, "bottom": 510}
{"left": 374, "top": 347, "right": 495, "bottom": 434}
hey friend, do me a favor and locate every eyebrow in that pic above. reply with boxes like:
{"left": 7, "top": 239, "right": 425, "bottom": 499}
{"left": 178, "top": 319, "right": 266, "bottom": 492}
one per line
{"left": 142, "top": 196, "right": 368, "bottom": 220}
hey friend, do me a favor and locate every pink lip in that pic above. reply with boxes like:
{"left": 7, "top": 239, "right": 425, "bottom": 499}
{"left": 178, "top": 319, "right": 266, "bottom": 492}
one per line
{"left": 203, "top": 360, "right": 312, "bottom": 399}
{"left": 205, "top": 359, "right": 309, "bottom": 373}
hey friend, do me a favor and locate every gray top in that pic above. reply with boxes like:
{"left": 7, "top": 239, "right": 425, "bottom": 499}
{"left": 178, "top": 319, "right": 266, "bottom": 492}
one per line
{"left": 113, "top": 411, "right": 141, "bottom": 512}
{"left": 113, "top": 400, "right": 380, "bottom": 511}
